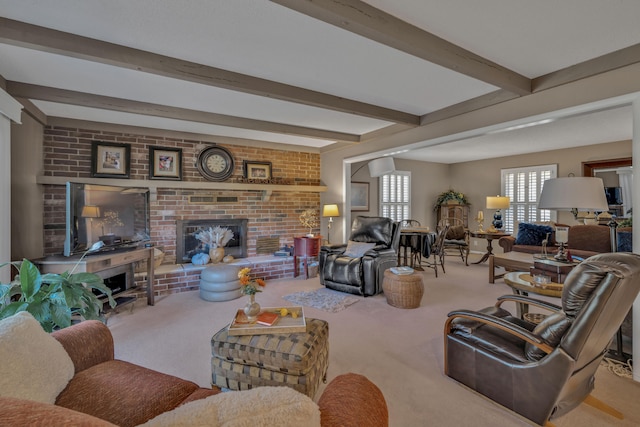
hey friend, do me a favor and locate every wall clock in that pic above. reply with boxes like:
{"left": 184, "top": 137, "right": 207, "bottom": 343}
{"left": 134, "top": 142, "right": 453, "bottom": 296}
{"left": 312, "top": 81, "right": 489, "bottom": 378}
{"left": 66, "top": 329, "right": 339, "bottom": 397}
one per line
{"left": 196, "top": 145, "right": 235, "bottom": 181}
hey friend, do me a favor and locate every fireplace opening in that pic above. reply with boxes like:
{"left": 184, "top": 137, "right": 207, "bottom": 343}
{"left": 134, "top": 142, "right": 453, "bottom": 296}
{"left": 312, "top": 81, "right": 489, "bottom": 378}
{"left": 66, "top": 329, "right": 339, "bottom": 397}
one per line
{"left": 92, "top": 264, "right": 136, "bottom": 310}
{"left": 176, "top": 219, "right": 249, "bottom": 264}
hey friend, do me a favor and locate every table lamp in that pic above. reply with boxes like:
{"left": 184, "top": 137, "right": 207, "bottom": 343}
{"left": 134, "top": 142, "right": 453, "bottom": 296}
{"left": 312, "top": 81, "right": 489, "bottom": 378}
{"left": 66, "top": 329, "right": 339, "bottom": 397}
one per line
{"left": 486, "top": 196, "right": 510, "bottom": 232}
{"left": 322, "top": 204, "right": 340, "bottom": 244}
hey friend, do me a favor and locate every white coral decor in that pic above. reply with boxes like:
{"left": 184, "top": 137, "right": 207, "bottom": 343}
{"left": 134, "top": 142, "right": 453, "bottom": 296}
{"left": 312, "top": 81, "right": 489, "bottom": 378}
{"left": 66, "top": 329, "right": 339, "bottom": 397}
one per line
{"left": 193, "top": 226, "right": 234, "bottom": 249}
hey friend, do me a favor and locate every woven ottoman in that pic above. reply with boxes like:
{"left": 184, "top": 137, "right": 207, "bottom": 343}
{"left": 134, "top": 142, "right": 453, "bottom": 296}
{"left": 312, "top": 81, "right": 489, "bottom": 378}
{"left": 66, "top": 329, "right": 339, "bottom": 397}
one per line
{"left": 211, "top": 318, "right": 329, "bottom": 398}
{"left": 200, "top": 264, "right": 242, "bottom": 301}
{"left": 382, "top": 269, "right": 424, "bottom": 309}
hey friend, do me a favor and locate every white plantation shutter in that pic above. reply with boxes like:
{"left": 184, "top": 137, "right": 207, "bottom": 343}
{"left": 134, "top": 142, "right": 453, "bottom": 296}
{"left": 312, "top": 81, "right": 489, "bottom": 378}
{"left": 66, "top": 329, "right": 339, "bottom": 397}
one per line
{"left": 380, "top": 171, "right": 410, "bottom": 221}
{"left": 501, "top": 165, "right": 557, "bottom": 233}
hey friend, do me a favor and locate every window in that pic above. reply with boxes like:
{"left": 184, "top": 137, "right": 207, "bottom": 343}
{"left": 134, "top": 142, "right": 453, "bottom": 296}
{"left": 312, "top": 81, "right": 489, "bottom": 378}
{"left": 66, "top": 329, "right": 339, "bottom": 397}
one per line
{"left": 501, "top": 164, "right": 557, "bottom": 233}
{"left": 380, "top": 171, "right": 411, "bottom": 221}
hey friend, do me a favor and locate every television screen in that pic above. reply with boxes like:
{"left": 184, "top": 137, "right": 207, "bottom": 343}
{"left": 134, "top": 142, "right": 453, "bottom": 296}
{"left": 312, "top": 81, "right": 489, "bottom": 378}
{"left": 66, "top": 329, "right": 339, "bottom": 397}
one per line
{"left": 604, "top": 187, "right": 622, "bottom": 205}
{"left": 64, "top": 182, "right": 150, "bottom": 256}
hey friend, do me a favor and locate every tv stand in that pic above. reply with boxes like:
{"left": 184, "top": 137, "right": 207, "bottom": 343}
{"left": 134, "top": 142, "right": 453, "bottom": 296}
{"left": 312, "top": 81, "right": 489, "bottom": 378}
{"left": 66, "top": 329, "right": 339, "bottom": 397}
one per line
{"left": 35, "top": 247, "right": 155, "bottom": 306}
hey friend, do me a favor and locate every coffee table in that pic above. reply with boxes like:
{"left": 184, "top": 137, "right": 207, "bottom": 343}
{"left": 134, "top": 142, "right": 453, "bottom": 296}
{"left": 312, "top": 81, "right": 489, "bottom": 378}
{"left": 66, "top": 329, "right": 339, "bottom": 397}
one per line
{"left": 489, "top": 251, "right": 534, "bottom": 283}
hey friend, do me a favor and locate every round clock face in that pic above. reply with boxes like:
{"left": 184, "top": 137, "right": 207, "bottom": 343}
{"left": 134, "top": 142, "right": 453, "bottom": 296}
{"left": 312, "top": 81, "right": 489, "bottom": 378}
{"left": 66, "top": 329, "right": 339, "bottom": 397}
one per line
{"left": 196, "top": 146, "right": 234, "bottom": 181}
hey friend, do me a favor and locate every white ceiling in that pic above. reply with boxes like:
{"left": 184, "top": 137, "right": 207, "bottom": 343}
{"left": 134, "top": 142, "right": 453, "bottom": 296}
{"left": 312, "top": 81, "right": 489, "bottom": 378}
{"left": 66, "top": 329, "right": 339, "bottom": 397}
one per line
{"left": 1, "top": 0, "right": 639, "bottom": 163}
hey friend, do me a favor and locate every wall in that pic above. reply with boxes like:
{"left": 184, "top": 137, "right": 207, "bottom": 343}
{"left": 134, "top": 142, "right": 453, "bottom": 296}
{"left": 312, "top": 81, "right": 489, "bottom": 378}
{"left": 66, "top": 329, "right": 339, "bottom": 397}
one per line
{"left": 40, "top": 125, "right": 321, "bottom": 270}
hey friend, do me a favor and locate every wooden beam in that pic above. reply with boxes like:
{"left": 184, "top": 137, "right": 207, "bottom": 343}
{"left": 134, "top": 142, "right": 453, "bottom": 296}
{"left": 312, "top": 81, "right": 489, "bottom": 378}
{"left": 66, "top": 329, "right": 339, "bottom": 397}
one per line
{"left": 0, "top": 17, "right": 419, "bottom": 126}
{"left": 421, "top": 90, "right": 520, "bottom": 125}
{"left": 7, "top": 82, "right": 360, "bottom": 142}
{"left": 271, "top": 0, "right": 531, "bottom": 95}
{"left": 534, "top": 43, "right": 640, "bottom": 92}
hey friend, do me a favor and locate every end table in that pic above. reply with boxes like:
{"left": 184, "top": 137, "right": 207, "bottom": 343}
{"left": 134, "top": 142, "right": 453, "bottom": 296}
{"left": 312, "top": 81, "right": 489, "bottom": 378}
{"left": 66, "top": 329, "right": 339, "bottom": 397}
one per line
{"left": 294, "top": 236, "right": 321, "bottom": 278}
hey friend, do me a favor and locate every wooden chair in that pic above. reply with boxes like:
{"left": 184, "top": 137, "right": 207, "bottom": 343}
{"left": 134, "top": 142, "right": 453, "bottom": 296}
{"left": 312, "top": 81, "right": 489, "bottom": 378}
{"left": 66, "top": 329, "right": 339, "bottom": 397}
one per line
{"left": 437, "top": 217, "right": 470, "bottom": 266}
{"left": 421, "top": 224, "right": 448, "bottom": 277}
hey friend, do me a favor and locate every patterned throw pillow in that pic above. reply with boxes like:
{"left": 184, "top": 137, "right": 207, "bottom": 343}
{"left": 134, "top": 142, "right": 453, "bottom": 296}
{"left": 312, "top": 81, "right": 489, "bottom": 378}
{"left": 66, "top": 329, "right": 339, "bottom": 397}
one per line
{"left": 515, "top": 223, "right": 554, "bottom": 246}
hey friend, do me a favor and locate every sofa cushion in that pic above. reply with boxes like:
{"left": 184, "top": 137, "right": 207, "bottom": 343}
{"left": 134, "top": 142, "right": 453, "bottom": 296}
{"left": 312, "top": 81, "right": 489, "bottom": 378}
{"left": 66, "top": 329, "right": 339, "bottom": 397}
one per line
{"left": 515, "top": 223, "right": 554, "bottom": 246}
{"left": 0, "top": 396, "right": 118, "bottom": 427}
{"left": 525, "top": 312, "right": 571, "bottom": 361}
{"left": 55, "top": 359, "right": 203, "bottom": 427}
{"left": 141, "top": 386, "right": 321, "bottom": 427}
{"left": 0, "top": 312, "right": 75, "bottom": 404}
{"left": 343, "top": 240, "right": 376, "bottom": 257}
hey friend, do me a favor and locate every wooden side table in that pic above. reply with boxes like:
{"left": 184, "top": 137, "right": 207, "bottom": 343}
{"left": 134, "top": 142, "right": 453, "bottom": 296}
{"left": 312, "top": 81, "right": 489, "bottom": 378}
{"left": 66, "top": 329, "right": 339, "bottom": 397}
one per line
{"left": 294, "top": 236, "right": 321, "bottom": 278}
{"left": 469, "top": 231, "right": 510, "bottom": 264}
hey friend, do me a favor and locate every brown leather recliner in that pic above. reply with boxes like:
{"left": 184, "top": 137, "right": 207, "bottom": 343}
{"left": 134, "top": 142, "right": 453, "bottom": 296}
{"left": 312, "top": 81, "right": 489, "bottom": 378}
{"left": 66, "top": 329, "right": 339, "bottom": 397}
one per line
{"left": 319, "top": 216, "right": 401, "bottom": 296}
{"left": 444, "top": 252, "right": 640, "bottom": 426}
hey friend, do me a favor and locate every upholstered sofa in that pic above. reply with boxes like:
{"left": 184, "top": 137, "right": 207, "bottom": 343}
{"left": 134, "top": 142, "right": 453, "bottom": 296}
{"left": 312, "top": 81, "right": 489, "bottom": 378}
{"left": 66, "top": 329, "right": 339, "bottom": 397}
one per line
{"left": 498, "top": 223, "right": 612, "bottom": 259}
{"left": 0, "top": 316, "right": 388, "bottom": 427}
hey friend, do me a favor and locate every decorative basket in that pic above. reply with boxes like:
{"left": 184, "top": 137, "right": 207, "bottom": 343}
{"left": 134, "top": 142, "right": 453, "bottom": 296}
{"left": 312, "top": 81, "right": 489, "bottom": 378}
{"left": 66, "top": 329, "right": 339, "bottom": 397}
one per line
{"left": 382, "top": 272, "right": 424, "bottom": 309}
{"left": 523, "top": 312, "right": 547, "bottom": 325}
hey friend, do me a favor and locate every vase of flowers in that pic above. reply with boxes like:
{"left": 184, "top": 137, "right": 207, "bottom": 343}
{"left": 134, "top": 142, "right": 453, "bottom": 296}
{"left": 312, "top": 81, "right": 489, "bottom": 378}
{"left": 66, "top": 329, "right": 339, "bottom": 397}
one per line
{"left": 238, "top": 267, "right": 266, "bottom": 322}
{"left": 193, "top": 226, "right": 234, "bottom": 264}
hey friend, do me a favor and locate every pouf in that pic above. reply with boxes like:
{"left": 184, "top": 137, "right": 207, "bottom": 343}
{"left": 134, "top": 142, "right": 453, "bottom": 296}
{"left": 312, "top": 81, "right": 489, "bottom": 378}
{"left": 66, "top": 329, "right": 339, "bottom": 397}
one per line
{"left": 211, "top": 318, "right": 329, "bottom": 398}
{"left": 382, "top": 270, "right": 424, "bottom": 309}
{"left": 200, "top": 264, "right": 242, "bottom": 302}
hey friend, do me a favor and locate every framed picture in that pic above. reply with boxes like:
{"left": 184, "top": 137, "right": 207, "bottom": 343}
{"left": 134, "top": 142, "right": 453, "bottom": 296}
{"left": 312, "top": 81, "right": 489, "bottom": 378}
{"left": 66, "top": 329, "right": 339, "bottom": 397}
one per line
{"left": 91, "top": 141, "right": 131, "bottom": 178}
{"left": 149, "top": 146, "right": 182, "bottom": 180}
{"left": 243, "top": 161, "right": 272, "bottom": 179}
{"left": 351, "top": 181, "right": 370, "bottom": 211}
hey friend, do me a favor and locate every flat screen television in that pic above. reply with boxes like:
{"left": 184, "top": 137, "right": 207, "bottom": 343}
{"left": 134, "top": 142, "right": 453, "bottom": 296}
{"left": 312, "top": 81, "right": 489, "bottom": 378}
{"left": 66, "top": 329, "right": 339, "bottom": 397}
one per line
{"left": 64, "top": 182, "right": 150, "bottom": 256}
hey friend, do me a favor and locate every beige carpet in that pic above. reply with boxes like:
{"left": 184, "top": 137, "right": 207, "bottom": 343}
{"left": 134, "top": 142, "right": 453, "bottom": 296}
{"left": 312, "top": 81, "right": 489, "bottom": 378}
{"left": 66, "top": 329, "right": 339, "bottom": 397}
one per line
{"left": 107, "top": 253, "right": 640, "bottom": 426}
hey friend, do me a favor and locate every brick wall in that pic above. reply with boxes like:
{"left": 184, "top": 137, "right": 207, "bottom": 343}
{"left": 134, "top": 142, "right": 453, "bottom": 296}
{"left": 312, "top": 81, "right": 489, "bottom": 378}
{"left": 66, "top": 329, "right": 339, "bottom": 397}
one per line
{"left": 42, "top": 125, "right": 321, "bottom": 296}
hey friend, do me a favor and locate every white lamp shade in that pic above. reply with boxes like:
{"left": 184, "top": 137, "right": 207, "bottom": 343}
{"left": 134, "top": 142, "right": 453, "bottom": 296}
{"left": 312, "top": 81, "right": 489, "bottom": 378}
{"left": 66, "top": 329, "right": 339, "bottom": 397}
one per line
{"left": 538, "top": 177, "right": 609, "bottom": 211}
{"left": 486, "top": 196, "right": 510, "bottom": 209}
{"left": 368, "top": 157, "right": 395, "bottom": 177}
{"left": 322, "top": 204, "right": 340, "bottom": 217}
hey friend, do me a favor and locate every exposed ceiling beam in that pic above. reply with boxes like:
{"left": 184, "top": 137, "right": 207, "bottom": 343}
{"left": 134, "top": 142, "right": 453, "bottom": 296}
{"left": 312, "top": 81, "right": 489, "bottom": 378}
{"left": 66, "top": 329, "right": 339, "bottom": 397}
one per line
{"left": 0, "top": 17, "right": 419, "bottom": 126}
{"left": 271, "top": 0, "right": 531, "bottom": 96}
{"left": 7, "top": 82, "right": 361, "bottom": 142}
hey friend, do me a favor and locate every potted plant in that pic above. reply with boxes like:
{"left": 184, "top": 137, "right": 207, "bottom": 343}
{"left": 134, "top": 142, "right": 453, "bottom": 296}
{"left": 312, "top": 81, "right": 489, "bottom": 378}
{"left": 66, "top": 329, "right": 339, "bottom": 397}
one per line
{"left": 0, "top": 245, "right": 116, "bottom": 332}
{"left": 434, "top": 189, "right": 469, "bottom": 211}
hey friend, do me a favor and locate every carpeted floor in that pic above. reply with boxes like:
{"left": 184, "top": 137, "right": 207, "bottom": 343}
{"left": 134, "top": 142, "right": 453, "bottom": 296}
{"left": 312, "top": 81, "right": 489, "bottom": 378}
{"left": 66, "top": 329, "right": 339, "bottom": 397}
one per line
{"left": 107, "top": 253, "right": 640, "bottom": 426}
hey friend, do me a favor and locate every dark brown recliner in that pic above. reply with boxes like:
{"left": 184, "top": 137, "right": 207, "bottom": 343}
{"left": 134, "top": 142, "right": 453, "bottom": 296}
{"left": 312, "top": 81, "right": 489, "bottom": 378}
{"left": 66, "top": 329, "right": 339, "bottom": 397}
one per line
{"left": 319, "top": 216, "right": 401, "bottom": 296}
{"left": 444, "top": 252, "right": 640, "bottom": 426}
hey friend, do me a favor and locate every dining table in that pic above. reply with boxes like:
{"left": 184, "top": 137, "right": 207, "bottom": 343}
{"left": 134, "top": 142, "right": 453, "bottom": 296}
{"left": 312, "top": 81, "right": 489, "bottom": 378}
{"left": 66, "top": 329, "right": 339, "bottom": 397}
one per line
{"left": 398, "top": 227, "right": 436, "bottom": 271}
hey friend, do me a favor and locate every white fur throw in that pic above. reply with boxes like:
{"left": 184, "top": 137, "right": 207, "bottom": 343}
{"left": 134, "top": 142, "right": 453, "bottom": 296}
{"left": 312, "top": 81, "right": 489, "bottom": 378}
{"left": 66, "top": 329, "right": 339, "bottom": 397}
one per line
{"left": 0, "top": 311, "right": 75, "bottom": 404}
{"left": 142, "top": 386, "right": 321, "bottom": 427}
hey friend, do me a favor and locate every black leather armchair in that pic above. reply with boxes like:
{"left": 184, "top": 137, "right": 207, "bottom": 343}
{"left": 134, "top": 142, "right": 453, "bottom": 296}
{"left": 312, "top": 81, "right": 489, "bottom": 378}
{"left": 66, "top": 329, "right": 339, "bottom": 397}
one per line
{"left": 319, "top": 216, "right": 401, "bottom": 296}
{"left": 444, "top": 252, "right": 640, "bottom": 425}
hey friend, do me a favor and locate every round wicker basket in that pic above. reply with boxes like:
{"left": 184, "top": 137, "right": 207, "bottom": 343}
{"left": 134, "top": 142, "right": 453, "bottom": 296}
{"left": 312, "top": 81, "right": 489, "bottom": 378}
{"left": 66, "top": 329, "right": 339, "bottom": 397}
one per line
{"left": 382, "top": 270, "right": 424, "bottom": 309}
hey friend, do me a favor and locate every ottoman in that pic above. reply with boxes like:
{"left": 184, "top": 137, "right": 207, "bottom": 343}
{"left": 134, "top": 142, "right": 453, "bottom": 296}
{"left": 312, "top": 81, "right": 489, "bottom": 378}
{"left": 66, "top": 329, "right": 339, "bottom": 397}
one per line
{"left": 382, "top": 269, "right": 424, "bottom": 309}
{"left": 200, "top": 264, "right": 242, "bottom": 301}
{"left": 211, "top": 318, "right": 329, "bottom": 398}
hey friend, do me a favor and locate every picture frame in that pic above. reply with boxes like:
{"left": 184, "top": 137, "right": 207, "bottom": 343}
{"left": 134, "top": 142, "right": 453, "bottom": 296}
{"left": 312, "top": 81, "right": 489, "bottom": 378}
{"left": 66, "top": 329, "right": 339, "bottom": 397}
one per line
{"left": 350, "top": 181, "right": 370, "bottom": 211}
{"left": 149, "top": 146, "right": 182, "bottom": 180}
{"left": 91, "top": 141, "right": 131, "bottom": 178}
{"left": 243, "top": 160, "right": 272, "bottom": 180}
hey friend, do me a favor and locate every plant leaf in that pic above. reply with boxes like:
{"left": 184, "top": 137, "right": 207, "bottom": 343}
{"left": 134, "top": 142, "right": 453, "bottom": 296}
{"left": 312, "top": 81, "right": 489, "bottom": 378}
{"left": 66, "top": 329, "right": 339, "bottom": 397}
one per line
{"left": 19, "top": 259, "right": 42, "bottom": 300}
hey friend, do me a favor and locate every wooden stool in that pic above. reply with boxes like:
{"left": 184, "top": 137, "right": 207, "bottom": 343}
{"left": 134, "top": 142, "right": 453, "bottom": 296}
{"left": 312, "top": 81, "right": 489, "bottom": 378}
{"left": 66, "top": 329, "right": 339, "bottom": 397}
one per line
{"left": 382, "top": 270, "right": 424, "bottom": 309}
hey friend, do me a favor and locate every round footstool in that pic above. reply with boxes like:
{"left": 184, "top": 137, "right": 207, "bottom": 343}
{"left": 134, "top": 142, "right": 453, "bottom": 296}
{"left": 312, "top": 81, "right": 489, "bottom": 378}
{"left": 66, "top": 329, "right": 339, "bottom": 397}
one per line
{"left": 200, "top": 264, "right": 242, "bottom": 302}
{"left": 382, "top": 269, "right": 424, "bottom": 309}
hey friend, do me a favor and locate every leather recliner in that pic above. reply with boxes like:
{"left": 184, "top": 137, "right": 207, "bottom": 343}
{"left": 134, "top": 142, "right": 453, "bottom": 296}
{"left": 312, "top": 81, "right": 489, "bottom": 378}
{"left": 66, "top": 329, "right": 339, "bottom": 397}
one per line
{"left": 319, "top": 216, "right": 401, "bottom": 296}
{"left": 444, "top": 252, "right": 640, "bottom": 425}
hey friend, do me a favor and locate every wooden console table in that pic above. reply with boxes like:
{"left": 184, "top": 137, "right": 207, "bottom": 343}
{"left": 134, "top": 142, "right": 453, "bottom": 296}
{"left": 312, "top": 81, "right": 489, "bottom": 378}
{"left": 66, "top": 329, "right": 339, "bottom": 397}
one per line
{"left": 293, "top": 236, "right": 321, "bottom": 279}
{"left": 35, "top": 247, "right": 155, "bottom": 306}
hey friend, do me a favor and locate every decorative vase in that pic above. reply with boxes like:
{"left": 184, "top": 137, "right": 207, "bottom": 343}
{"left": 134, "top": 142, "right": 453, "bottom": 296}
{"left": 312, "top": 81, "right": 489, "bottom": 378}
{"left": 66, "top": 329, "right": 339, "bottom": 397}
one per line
{"left": 243, "top": 294, "right": 261, "bottom": 323}
{"left": 209, "top": 247, "right": 225, "bottom": 264}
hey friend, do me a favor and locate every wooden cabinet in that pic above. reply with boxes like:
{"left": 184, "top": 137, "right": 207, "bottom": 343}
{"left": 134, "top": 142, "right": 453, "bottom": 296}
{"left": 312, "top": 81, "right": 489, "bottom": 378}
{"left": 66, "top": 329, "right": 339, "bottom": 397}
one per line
{"left": 437, "top": 203, "right": 470, "bottom": 228}
{"left": 294, "top": 236, "right": 322, "bottom": 278}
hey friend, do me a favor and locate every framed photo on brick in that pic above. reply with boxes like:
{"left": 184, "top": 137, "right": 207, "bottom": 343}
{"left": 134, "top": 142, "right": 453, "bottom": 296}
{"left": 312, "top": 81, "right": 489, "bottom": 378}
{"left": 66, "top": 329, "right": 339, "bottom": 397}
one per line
{"left": 91, "top": 141, "right": 131, "bottom": 178}
{"left": 149, "top": 146, "right": 182, "bottom": 180}
{"left": 243, "top": 160, "right": 272, "bottom": 180}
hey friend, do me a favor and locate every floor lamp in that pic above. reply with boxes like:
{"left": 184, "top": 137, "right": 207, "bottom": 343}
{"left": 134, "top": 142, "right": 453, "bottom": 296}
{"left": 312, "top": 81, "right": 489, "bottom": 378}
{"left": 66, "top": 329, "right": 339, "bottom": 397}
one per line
{"left": 322, "top": 204, "right": 340, "bottom": 244}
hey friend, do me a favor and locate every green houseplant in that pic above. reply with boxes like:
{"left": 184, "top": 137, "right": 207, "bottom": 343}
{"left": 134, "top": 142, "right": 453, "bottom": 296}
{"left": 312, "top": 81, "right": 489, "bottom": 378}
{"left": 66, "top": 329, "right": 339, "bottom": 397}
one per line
{"left": 0, "top": 245, "right": 116, "bottom": 332}
{"left": 434, "top": 189, "right": 469, "bottom": 211}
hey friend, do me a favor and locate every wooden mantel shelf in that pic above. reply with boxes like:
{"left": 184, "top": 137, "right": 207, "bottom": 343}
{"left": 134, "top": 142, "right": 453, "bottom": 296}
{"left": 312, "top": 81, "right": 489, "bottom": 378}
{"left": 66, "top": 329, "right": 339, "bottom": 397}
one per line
{"left": 36, "top": 175, "right": 327, "bottom": 201}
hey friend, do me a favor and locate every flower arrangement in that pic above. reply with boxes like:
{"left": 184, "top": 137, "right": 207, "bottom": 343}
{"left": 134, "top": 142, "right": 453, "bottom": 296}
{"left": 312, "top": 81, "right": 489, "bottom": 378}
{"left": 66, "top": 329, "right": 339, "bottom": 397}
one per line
{"left": 434, "top": 189, "right": 469, "bottom": 211}
{"left": 193, "top": 226, "right": 234, "bottom": 249}
{"left": 299, "top": 209, "right": 319, "bottom": 234}
{"left": 238, "top": 267, "right": 266, "bottom": 295}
